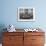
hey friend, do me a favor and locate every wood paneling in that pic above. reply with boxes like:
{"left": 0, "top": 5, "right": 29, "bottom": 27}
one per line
{"left": 3, "top": 32, "right": 23, "bottom": 46}
{"left": 24, "top": 32, "right": 45, "bottom": 46}
{"left": 2, "top": 32, "right": 45, "bottom": 46}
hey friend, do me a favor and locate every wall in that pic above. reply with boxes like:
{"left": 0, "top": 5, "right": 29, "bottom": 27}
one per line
{"left": 0, "top": 0, "right": 46, "bottom": 44}
{"left": 0, "top": 0, "right": 46, "bottom": 30}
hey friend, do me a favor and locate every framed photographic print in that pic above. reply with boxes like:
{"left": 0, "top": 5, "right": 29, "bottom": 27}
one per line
{"left": 18, "top": 7, "right": 35, "bottom": 21}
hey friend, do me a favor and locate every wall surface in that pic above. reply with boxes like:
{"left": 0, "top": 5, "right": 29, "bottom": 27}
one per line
{"left": 0, "top": 0, "right": 46, "bottom": 31}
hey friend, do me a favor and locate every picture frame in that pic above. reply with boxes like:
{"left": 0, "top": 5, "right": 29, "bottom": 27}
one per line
{"left": 18, "top": 7, "right": 35, "bottom": 21}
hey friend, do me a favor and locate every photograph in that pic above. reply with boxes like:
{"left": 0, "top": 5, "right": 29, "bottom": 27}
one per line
{"left": 18, "top": 7, "right": 35, "bottom": 21}
{"left": 0, "top": 0, "right": 46, "bottom": 46}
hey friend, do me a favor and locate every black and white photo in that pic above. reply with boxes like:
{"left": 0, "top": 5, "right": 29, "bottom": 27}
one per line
{"left": 18, "top": 7, "right": 35, "bottom": 21}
